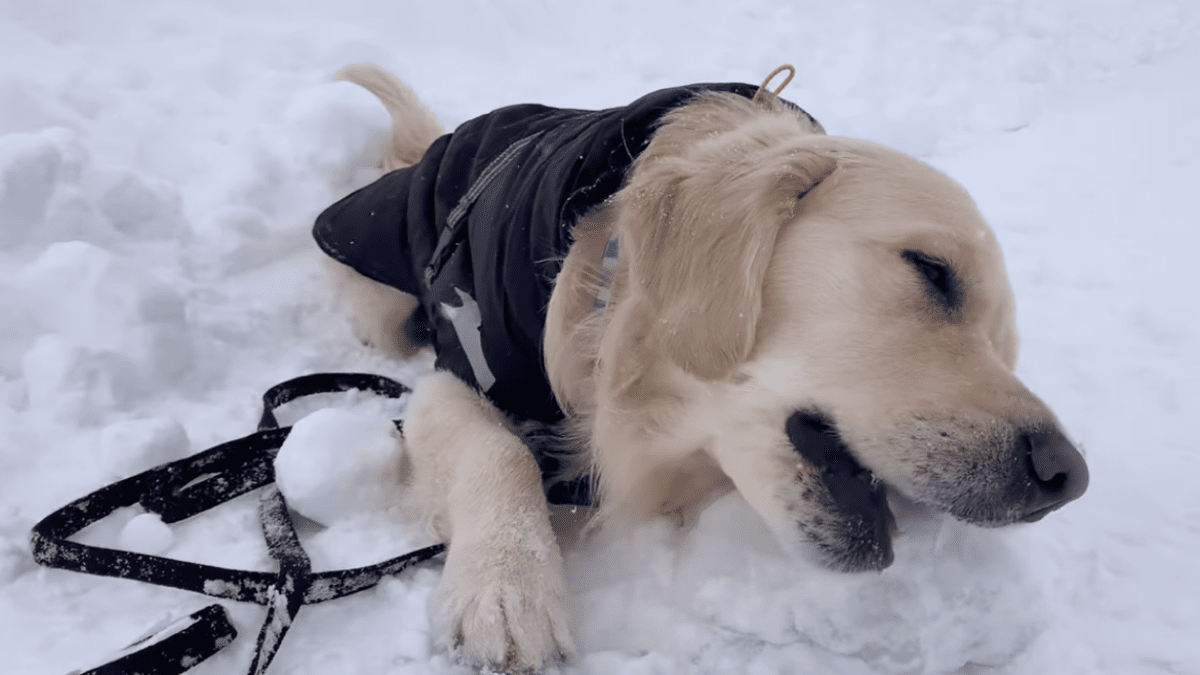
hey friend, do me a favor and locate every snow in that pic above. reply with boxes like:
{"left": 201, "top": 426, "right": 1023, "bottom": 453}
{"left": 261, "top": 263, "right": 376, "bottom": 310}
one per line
{"left": 98, "top": 416, "right": 190, "bottom": 480}
{"left": 274, "top": 407, "right": 406, "bottom": 527}
{"left": 1, "top": 0, "right": 1197, "bottom": 673}
{"left": 118, "top": 513, "right": 175, "bottom": 556}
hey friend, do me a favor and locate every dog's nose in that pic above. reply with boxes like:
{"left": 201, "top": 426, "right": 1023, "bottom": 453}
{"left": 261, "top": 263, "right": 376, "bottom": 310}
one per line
{"left": 1020, "top": 428, "right": 1089, "bottom": 520}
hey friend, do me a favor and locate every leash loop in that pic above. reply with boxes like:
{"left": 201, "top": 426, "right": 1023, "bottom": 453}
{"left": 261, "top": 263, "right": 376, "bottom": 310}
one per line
{"left": 31, "top": 373, "right": 446, "bottom": 675}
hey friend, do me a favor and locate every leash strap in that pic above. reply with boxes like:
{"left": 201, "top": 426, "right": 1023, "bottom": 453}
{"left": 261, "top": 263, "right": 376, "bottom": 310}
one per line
{"left": 426, "top": 131, "right": 547, "bottom": 287}
{"left": 257, "top": 372, "right": 411, "bottom": 431}
{"left": 70, "top": 604, "right": 238, "bottom": 675}
{"left": 31, "top": 373, "right": 447, "bottom": 675}
{"left": 248, "top": 486, "right": 311, "bottom": 675}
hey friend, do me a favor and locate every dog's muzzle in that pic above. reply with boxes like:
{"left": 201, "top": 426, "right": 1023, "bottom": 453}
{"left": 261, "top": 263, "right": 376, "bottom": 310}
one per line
{"left": 786, "top": 411, "right": 895, "bottom": 571}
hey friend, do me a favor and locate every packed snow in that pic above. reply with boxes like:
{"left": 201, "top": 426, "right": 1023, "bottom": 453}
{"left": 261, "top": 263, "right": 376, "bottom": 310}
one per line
{"left": 118, "top": 513, "right": 175, "bottom": 556}
{"left": 1, "top": 1, "right": 1197, "bottom": 674}
{"left": 274, "top": 407, "right": 407, "bottom": 527}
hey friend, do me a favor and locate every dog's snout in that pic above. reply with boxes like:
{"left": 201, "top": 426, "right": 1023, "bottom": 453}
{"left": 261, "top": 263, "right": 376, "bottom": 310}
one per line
{"left": 1020, "top": 428, "right": 1089, "bottom": 520}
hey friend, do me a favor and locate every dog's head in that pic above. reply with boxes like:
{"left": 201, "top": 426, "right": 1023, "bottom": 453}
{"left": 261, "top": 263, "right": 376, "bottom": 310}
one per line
{"left": 598, "top": 93, "right": 1087, "bottom": 571}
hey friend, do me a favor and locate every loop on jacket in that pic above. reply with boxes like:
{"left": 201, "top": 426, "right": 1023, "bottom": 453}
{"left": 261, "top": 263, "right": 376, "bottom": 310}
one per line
{"left": 754, "top": 64, "right": 796, "bottom": 104}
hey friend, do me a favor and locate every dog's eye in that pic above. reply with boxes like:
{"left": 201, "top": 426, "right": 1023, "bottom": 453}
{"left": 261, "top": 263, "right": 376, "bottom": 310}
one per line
{"left": 901, "top": 250, "right": 962, "bottom": 319}
{"left": 906, "top": 252, "right": 950, "bottom": 293}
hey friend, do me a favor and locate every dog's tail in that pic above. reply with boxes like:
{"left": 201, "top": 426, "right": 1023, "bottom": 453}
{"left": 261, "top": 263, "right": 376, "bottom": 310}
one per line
{"left": 336, "top": 64, "right": 444, "bottom": 172}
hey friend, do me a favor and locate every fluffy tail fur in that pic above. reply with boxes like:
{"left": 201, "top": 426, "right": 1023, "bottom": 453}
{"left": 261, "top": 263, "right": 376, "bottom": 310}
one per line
{"left": 325, "top": 65, "right": 440, "bottom": 357}
{"left": 336, "top": 63, "right": 444, "bottom": 171}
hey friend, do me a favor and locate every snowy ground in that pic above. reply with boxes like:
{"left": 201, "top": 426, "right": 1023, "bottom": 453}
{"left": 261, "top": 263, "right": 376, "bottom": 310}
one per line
{"left": 2, "top": 0, "right": 1198, "bottom": 673}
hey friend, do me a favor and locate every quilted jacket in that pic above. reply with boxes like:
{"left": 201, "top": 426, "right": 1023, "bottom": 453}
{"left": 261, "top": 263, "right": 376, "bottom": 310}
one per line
{"left": 313, "top": 82, "right": 817, "bottom": 428}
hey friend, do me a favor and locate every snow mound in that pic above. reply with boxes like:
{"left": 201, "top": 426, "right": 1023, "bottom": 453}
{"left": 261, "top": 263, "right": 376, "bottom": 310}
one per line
{"left": 569, "top": 493, "right": 1047, "bottom": 673}
{"left": 99, "top": 417, "right": 190, "bottom": 479}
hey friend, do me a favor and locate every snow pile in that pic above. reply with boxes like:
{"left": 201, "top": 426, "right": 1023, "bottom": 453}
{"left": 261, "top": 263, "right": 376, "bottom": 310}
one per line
{"left": 98, "top": 417, "right": 190, "bottom": 480}
{"left": 566, "top": 494, "right": 1058, "bottom": 674}
{"left": 1, "top": 1, "right": 1198, "bottom": 674}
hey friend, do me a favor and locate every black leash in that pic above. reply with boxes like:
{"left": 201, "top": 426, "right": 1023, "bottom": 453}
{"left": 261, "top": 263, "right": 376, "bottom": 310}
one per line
{"left": 30, "top": 373, "right": 446, "bottom": 675}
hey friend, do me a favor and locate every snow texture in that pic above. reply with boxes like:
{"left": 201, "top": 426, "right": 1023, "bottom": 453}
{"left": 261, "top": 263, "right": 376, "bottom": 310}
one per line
{"left": 274, "top": 407, "right": 406, "bottom": 527}
{"left": 118, "top": 513, "right": 175, "bottom": 556}
{"left": 1, "top": 1, "right": 1197, "bottom": 674}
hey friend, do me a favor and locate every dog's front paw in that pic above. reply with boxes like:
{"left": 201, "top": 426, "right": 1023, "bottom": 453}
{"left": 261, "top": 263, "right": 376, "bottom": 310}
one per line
{"left": 430, "top": 535, "right": 575, "bottom": 673}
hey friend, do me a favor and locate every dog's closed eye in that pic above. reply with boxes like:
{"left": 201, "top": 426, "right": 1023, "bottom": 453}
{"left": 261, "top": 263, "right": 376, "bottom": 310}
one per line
{"left": 901, "top": 250, "right": 962, "bottom": 320}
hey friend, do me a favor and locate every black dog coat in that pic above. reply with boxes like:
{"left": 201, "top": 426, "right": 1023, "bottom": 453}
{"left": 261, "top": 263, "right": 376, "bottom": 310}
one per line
{"left": 313, "top": 83, "right": 818, "bottom": 428}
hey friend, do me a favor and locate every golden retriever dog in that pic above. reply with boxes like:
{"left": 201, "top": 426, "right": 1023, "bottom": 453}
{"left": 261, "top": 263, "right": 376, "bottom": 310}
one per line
{"left": 314, "top": 64, "right": 1089, "bottom": 672}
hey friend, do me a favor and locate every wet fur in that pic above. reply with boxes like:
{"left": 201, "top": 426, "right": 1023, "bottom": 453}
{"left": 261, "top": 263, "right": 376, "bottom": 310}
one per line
{"left": 320, "top": 65, "right": 1087, "bottom": 672}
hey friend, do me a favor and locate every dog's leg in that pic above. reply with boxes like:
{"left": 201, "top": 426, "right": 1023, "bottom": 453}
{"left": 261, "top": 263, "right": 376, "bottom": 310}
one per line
{"left": 403, "top": 371, "right": 574, "bottom": 672}
{"left": 323, "top": 257, "right": 428, "bottom": 357}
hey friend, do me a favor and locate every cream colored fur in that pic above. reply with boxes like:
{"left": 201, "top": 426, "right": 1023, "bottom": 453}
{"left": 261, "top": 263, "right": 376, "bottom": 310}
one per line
{"left": 324, "top": 66, "right": 441, "bottom": 357}
{"left": 321, "top": 65, "right": 1086, "bottom": 673}
{"left": 335, "top": 64, "right": 443, "bottom": 171}
{"left": 324, "top": 66, "right": 574, "bottom": 672}
{"left": 403, "top": 372, "right": 574, "bottom": 670}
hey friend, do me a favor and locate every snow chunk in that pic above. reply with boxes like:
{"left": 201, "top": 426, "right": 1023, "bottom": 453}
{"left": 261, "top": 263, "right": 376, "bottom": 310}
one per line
{"left": 118, "top": 513, "right": 174, "bottom": 555}
{"left": 20, "top": 334, "right": 134, "bottom": 418}
{"left": 19, "top": 331, "right": 192, "bottom": 418}
{"left": 274, "top": 408, "right": 406, "bottom": 527}
{"left": 13, "top": 241, "right": 195, "bottom": 412}
{"left": 0, "top": 131, "right": 62, "bottom": 249}
{"left": 0, "top": 536, "right": 32, "bottom": 584}
{"left": 90, "top": 167, "right": 185, "bottom": 240}
{"left": 99, "top": 417, "right": 190, "bottom": 479}
{"left": 0, "top": 508, "right": 36, "bottom": 583}
{"left": 15, "top": 241, "right": 186, "bottom": 350}
{"left": 279, "top": 80, "right": 392, "bottom": 188}
{"left": 0, "top": 77, "right": 76, "bottom": 135}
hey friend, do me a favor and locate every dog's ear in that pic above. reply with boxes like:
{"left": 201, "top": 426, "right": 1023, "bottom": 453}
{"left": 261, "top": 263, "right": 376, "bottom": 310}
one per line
{"left": 617, "top": 116, "right": 837, "bottom": 380}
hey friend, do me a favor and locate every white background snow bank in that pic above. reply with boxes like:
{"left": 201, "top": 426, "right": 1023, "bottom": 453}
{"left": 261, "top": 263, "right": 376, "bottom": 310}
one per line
{"left": 1, "top": 0, "right": 1197, "bottom": 673}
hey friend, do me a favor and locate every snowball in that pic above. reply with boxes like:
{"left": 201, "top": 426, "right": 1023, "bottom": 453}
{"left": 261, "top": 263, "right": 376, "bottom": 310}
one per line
{"left": 274, "top": 408, "right": 406, "bottom": 526}
{"left": 99, "top": 417, "right": 190, "bottom": 478}
{"left": 118, "top": 513, "right": 174, "bottom": 555}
